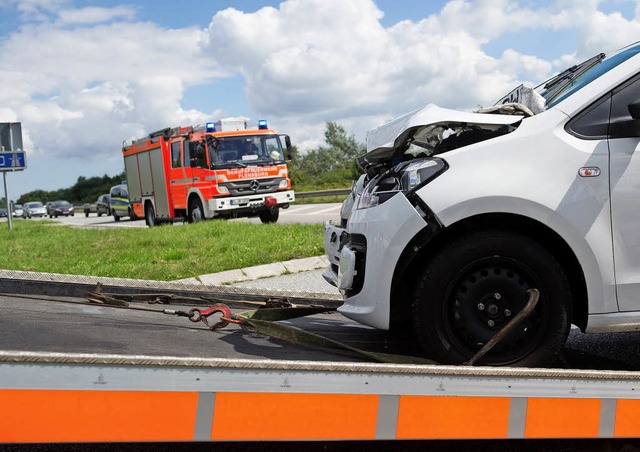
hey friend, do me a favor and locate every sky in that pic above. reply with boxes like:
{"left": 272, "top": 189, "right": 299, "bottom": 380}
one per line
{"left": 1, "top": 0, "right": 639, "bottom": 200}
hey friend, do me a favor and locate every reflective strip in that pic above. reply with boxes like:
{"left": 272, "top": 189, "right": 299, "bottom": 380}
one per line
{"left": 396, "top": 395, "right": 510, "bottom": 439}
{"left": 507, "top": 397, "right": 527, "bottom": 439}
{"left": 210, "top": 392, "right": 379, "bottom": 440}
{"left": 375, "top": 395, "right": 400, "bottom": 439}
{"left": 599, "top": 398, "right": 616, "bottom": 438}
{"left": 193, "top": 392, "right": 215, "bottom": 441}
{"left": 614, "top": 399, "right": 640, "bottom": 437}
{"left": 524, "top": 398, "right": 601, "bottom": 438}
{"left": 0, "top": 389, "right": 198, "bottom": 443}
{"left": 0, "top": 389, "right": 638, "bottom": 442}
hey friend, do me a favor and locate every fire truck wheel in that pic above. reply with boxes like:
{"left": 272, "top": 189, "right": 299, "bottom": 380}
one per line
{"left": 259, "top": 207, "right": 279, "bottom": 223}
{"left": 145, "top": 203, "right": 156, "bottom": 227}
{"left": 188, "top": 198, "right": 204, "bottom": 223}
{"left": 411, "top": 230, "right": 572, "bottom": 367}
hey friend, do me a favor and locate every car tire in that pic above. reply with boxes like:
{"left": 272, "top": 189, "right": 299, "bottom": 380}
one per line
{"left": 188, "top": 198, "right": 204, "bottom": 224}
{"left": 145, "top": 203, "right": 156, "bottom": 227}
{"left": 411, "top": 230, "right": 572, "bottom": 367}
{"left": 259, "top": 207, "right": 279, "bottom": 224}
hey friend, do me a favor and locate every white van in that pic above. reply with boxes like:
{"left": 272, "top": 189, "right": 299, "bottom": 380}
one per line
{"left": 324, "top": 42, "right": 640, "bottom": 367}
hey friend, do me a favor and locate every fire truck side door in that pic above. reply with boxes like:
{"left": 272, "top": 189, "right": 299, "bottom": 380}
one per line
{"left": 187, "top": 140, "right": 209, "bottom": 193}
{"left": 168, "top": 139, "right": 188, "bottom": 211}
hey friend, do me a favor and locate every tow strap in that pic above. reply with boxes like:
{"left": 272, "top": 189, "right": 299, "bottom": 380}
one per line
{"left": 83, "top": 283, "right": 540, "bottom": 366}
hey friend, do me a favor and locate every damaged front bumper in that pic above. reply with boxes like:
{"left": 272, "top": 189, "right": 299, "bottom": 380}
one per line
{"left": 322, "top": 222, "right": 347, "bottom": 288}
{"left": 323, "top": 193, "right": 436, "bottom": 330}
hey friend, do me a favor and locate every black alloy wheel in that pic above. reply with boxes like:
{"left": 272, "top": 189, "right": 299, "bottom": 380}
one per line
{"left": 411, "top": 230, "right": 572, "bottom": 367}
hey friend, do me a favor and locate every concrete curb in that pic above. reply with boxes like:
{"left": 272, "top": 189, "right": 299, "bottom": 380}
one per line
{"left": 175, "top": 256, "right": 330, "bottom": 286}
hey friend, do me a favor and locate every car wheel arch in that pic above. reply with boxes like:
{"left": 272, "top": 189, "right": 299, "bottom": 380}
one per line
{"left": 390, "top": 212, "right": 588, "bottom": 333}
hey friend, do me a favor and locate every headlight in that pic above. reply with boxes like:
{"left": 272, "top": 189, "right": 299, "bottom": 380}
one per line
{"left": 400, "top": 158, "right": 448, "bottom": 193}
{"left": 356, "top": 157, "right": 447, "bottom": 210}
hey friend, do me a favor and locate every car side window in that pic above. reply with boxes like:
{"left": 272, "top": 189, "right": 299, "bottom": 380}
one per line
{"left": 566, "top": 94, "right": 611, "bottom": 140}
{"left": 171, "top": 141, "right": 182, "bottom": 168}
{"left": 609, "top": 74, "right": 640, "bottom": 139}
{"left": 183, "top": 139, "right": 192, "bottom": 165}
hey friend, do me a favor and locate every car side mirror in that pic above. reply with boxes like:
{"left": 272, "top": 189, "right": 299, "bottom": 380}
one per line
{"left": 280, "top": 134, "right": 293, "bottom": 160}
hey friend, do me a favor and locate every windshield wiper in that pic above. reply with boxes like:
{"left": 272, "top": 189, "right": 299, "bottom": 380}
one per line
{"left": 540, "top": 53, "right": 605, "bottom": 93}
{"left": 216, "top": 161, "right": 247, "bottom": 168}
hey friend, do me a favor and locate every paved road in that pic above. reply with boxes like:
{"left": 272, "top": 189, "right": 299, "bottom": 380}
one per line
{"left": 2, "top": 292, "right": 640, "bottom": 371}
{"left": 6, "top": 203, "right": 341, "bottom": 227}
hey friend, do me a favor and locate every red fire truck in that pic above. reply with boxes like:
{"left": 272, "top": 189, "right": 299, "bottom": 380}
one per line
{"left": 122, "top": 118, "right": 295, "bottom": 227}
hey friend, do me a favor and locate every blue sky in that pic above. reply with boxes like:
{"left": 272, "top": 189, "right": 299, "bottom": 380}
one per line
{"left": 0, "top": 0, "right": 639, "bottom": 200}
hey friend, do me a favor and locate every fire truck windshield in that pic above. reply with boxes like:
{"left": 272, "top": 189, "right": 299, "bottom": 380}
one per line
{"left": 210, "top": 135, "right": 285, "bottom": 168}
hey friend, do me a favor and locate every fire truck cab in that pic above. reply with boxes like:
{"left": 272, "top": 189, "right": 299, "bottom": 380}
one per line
{"left": 122, "top": 118, "right": 295, "bottom": 226}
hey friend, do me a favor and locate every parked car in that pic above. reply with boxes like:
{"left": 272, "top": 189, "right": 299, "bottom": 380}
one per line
{"left": 96, "top": 194, "right": 111, "bottom": 216}
{"left": 84, "top": 194, "right": 111, "bottom": 217}
{"left": 11, "top": 204, "right": 24, "bottom": 218}
{"left": 48, "top": 200, "right": 75, "bottom": 217}
{"left": 23, "top": 201, "right": 47, "bottom": 218}
{"left": 0, "top": 208, "right": 7, "bottom": 218}
{"left": 109, "top": 184, "right": 135, "bottom": 221}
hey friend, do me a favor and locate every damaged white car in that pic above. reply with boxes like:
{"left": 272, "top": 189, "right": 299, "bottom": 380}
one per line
{"left": 324, "top": 42, "right": 640, "bottom": 367}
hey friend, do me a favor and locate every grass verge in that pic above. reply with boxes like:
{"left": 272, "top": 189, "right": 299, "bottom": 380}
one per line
{"left": 0, "top": 220, "right": 324, "bottom": 281}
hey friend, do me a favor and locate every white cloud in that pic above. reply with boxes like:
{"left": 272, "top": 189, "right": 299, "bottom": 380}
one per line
{"left": 0, "top": 11, "right": 224, "bottom": 162}
{"left": 57, "top": 6, "right": 136, "bottom": 25}
{"left": 3, "top": 0, "right": 640, "bottom": 196}
{"left": 203, "top": 0, "right": 640, "bottom": 149}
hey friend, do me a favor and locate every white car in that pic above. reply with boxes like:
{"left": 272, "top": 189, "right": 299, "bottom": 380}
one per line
{"left": 11, "top": 204, "right": 24, "bottom": 218}
{"left": 23, "top": 201, "right": 47, "bottom": 218}
{"left": 324, "top": 42, "right": 640, "bottom": 367}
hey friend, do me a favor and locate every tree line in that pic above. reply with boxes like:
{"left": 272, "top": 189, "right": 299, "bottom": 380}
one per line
{"left": 10, "top": 121, "right": 365, "bottom": 206}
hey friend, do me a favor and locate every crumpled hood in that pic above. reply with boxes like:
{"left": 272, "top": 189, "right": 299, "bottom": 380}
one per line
{"left": 361, "top": 103, "right": 523, "bottom": 168}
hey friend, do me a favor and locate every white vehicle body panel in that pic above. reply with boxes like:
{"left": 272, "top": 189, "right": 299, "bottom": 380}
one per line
{"left": 421, "top": 110, "right": 615, "bottom": 316}
{"left": 328, "top": 43, "right": 640, "bottom": 336}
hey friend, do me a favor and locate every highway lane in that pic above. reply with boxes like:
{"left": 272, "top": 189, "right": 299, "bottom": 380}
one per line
{"left": 7, "top": 202, "right": 341, "bottom": 227}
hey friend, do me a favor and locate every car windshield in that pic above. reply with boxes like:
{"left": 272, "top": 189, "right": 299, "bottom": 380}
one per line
{"left": 541, "top": 43, "right": 640, "bottom": 108}
{"left": 54, "top": 201, "right": 70, "bottom": 207}
{"left": 209, "top": 135, "right": 285, "bottom": 169}
{"left": 29, "top": 202, "right": 43, "bottom": 208}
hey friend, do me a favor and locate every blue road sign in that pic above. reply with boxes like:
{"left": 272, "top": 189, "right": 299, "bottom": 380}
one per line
{"left": 0, "top": 151, "right": 26, "bottom": 171}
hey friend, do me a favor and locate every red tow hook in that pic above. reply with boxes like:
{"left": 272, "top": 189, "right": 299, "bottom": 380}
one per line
{"left": 264, "top": 196, "right": 277, "bottom": 208}
{"left": 188, "top": 304, "right": 232, "bottom": 330}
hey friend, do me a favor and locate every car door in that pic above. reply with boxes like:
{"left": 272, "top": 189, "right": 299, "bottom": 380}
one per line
{"left": 168, "top": 139, "right": 187, "bottom": 211}
{"left": 608, "top": 73, "right": 640, "bottom": 311}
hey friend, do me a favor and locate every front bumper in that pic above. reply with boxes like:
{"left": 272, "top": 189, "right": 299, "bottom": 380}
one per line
{"left": 323, "top": 193, "right": 433, "bottom": 330}
{"left": 209, "top": 190, "right": 295, "bottom": 213}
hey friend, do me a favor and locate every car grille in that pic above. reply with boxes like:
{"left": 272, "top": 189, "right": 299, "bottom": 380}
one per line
{"left": 219, "top": 178, "right": 285, "bottom": 197}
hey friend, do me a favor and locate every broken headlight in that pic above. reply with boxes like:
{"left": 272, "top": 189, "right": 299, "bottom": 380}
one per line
{"left": 400, "top": 157, "right": 448, "bottom": 193}
{"left": 356, "top": 157, "right": 447, "bottom": 210}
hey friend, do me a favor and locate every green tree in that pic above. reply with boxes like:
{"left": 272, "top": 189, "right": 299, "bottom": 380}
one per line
{"left": 17, "top": 172, "right": 125, "bottom": 205}
{"left": 290, "top": 121, "right": 365, "bottom": 188}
